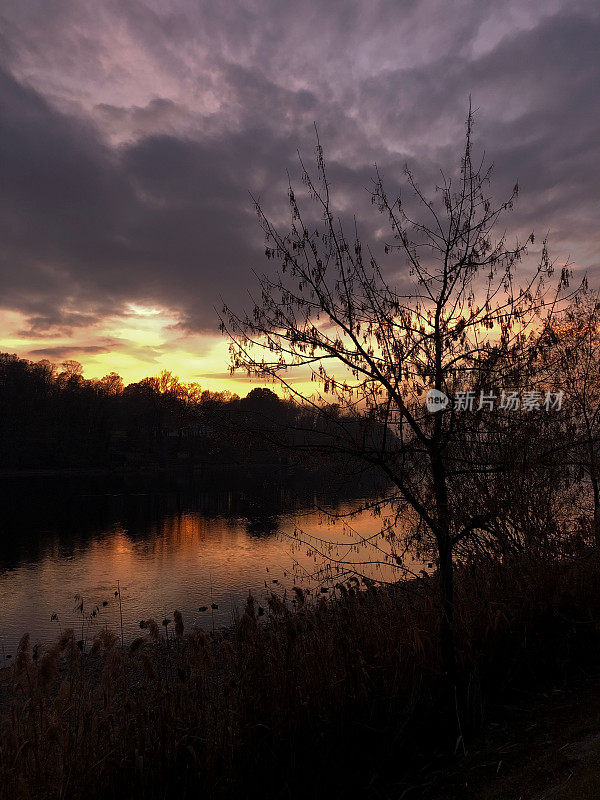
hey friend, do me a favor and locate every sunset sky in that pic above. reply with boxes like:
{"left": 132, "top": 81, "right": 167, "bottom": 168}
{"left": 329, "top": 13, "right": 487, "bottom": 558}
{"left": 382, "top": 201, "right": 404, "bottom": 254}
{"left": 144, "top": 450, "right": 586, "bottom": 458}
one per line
{"left": 1, "top": 0, "right": 598, "bottom": 392}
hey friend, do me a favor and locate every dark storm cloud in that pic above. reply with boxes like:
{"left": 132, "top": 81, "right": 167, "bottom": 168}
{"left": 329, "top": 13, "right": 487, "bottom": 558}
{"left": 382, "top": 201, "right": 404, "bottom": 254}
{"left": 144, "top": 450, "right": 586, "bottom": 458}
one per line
{"left": 358, "top": 11, "right": 600, "bottom": 250}
{"left": 0, "top": 66, "right": 136, "bottom": 327}
{"left": 0, "top": 0, "right": 598, "bottom": 341}
{"left": 0, "top": 63, "right": 296, "bottom": 332}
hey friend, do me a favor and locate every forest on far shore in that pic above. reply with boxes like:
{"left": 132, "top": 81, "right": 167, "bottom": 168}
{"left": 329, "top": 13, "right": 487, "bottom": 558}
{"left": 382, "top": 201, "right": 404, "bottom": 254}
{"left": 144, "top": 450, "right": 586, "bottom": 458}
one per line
{"left": 0, "top": 352, "right": 338, "bottom": 473}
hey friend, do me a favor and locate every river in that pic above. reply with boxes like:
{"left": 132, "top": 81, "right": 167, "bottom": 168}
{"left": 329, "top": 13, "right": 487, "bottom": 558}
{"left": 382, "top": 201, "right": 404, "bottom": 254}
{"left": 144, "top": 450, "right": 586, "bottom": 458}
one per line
{"left": 0, "top": 467, "right": 423, "bottom": 658}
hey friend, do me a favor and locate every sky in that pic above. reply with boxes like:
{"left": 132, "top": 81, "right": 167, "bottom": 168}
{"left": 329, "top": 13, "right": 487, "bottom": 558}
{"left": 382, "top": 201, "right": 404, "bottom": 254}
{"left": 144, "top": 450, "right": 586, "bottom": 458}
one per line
{"left": 1, "top": 0, "right": 598, "bottom": 391}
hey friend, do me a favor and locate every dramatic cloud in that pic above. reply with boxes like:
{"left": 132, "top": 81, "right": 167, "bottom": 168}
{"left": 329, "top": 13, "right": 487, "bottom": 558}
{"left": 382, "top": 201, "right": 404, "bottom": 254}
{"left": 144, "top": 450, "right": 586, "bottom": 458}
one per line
{"left": 0, "top": 0, "right": 598, "bottom": 379}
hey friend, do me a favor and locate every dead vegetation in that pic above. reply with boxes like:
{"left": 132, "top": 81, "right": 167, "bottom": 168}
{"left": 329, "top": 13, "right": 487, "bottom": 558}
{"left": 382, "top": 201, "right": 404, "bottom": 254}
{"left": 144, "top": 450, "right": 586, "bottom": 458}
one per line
{"left": 2, "top": 545, "right": 600, "bottom": 800}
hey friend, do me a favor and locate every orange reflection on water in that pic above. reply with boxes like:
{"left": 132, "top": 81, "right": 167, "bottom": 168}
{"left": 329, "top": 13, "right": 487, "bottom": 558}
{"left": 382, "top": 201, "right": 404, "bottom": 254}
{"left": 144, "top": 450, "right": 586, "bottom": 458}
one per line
{"left": 0, "top": 497, "right": 425, "bottom": 658}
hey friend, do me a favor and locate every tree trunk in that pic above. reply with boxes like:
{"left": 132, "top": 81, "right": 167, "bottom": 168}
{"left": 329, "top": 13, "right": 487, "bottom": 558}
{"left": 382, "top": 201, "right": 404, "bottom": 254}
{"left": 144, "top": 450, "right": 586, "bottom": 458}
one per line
{"left": 439, "top": 540, "right": 456, "bottom": 688}
{"left": 430, "top": 449, "right": 456, "bottom": 689}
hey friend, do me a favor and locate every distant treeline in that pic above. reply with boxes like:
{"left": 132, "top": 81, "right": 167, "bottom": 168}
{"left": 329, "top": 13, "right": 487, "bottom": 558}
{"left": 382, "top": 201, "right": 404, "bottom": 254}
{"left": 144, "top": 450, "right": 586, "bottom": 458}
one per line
{"left": 0, "top": 353, "right": 352, "bottom": 473}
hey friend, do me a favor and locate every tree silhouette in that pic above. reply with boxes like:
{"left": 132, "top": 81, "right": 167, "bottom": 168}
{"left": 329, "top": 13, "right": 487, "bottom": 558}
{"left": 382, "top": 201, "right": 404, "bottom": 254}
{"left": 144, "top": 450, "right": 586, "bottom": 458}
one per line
{"left": 222, "top": 111, "right": 575, "bottom": 689}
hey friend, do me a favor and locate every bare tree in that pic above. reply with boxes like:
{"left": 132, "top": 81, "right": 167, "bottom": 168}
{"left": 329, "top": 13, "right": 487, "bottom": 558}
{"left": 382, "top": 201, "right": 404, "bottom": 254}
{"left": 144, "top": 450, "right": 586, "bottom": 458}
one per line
{"left": 221, "top": 112, "right": 573, "bottom": 687}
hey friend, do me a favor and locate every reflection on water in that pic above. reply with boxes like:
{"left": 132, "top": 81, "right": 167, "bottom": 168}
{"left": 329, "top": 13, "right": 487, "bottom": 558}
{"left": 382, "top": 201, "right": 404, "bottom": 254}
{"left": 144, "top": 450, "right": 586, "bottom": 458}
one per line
{"left": 0, "top": 469, "right": 422, "bottom": 657}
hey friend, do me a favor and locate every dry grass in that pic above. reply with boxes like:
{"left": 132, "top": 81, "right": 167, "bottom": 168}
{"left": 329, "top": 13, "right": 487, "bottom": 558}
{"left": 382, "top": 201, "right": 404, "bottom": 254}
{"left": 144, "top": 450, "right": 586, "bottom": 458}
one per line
{"left": 2, "top": 551, "right": 600, "bottom": 799}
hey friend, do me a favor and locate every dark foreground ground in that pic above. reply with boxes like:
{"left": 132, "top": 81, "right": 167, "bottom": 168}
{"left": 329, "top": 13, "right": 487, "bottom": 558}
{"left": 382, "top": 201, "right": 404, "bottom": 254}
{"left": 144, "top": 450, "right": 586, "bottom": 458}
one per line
{"left": 3, "top": 655, "right": 600, "bottom": 799}
{"left": 422, "top": 670, "right": 600, "bottom": 800}
{"left": 5, "top": 640, "right": 600, "bottom": 800}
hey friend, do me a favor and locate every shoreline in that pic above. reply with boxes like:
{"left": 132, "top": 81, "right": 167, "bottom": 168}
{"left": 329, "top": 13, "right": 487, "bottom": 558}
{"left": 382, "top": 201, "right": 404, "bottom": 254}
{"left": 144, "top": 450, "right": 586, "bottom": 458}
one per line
{"left": 0, "top": 462, "right": 292, "bottom": 480}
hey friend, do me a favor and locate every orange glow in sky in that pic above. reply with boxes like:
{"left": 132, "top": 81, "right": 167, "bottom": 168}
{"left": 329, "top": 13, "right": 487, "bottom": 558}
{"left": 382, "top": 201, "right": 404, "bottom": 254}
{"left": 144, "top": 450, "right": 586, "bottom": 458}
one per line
{"left": 0, "top": 304, "right": 316, "bottom": 397}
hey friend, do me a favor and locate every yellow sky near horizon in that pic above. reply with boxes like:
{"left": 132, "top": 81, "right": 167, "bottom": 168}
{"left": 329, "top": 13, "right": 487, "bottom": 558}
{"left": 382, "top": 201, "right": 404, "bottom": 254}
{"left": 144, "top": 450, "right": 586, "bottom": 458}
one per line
{"left": 0, "top": 279, "right": 564, "bottom": 402}
{"left": 0, "top": 304, "right": 317, "bottom": 397}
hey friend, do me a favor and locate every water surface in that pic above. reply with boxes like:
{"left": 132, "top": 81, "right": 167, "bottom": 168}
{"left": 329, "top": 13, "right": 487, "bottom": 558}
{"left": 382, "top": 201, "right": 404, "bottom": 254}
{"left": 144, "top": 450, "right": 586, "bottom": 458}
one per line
{"left": 0, "top": 469, "right": 422, "bottom": 658}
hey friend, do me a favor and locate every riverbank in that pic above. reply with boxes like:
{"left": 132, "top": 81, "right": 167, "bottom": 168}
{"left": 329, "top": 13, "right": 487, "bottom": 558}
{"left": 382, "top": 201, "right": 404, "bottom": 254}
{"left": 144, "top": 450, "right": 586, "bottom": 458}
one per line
{"left": 0, "top": 461, "right": 380, "bottom": 482}
{"left": 2, "top": 551, "right": 600, "bottom": 799}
